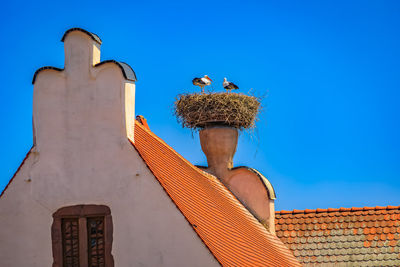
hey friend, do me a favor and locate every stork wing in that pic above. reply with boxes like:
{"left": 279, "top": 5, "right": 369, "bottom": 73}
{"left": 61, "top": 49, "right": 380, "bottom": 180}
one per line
{"left": 224, "top": 82, "right": 239, "bottom": 90}
{"left": 231, "top": 82, "right": 239, "bottom": 89}
{"left": 192, "top": 78, "right": 206, "bottom": 85}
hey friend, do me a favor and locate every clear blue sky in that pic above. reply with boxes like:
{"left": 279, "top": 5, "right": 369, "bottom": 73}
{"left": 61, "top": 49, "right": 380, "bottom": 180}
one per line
{"left": 1, "top": 0, "right": 399, "bottom": 211}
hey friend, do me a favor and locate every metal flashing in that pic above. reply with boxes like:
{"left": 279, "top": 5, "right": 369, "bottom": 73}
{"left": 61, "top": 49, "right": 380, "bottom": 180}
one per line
{"left": 95, "top": 60, "right": 137, "bottom": 82}
{"left": 32, "top": 66, "right": 63, "bottom": 84}
{"left": 61, "top": 28, "right": 102, "bottom": 45}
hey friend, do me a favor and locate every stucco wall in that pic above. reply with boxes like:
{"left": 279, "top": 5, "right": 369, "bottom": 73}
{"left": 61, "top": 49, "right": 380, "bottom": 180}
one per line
{"left": 0, "top": 30, "right": 218, "bottom": 267}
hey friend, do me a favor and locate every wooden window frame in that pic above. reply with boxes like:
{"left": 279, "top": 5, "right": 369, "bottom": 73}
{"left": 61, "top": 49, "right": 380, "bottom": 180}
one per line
{"left": 51, "top": 205, "right": 114, "bottom": 267}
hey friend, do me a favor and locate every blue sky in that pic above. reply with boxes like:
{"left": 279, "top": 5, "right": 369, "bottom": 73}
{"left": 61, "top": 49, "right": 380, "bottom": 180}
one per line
{"left": 1, "top": 0, "right": 399, "bottom": 210}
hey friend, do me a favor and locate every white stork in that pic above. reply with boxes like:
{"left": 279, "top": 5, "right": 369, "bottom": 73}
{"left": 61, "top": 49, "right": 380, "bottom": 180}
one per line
{"left": 192, "top": 75, "right": 213, "bottom": 93}
{"left": 223, "top": 77, "right": 239, "bottom": 93}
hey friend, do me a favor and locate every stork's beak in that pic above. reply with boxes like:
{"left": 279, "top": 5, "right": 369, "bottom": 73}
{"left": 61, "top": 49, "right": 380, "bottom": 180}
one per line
{"left": 207, "top": 77, "right": 213, "bottom": 81}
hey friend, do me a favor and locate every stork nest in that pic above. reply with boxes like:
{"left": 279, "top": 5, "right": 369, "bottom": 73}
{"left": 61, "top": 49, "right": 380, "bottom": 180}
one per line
{"left": 174, "top": 92, "right": 261, "bottom": 131}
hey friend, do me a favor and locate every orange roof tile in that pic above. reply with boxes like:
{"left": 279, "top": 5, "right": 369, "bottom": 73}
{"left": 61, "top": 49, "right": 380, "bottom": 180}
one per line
{"left": 276, "top": 205, "right": 400, "bottom": 266}
{"left": 136, "top": 115, "right": 150, "bottom": 131}
{"left": 132, "top": 120, "right": 300, "bottom": 266}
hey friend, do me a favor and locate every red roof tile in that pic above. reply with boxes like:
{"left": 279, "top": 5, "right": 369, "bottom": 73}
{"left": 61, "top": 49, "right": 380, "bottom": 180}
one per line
{"left": 136, "top": 115, "right": 150, "bottom": 131}
{"left": 133, "top": 120, "right": 300, "bottom": 266}
{"left": 276, "top": 206, "right": 400, "bottom": 266}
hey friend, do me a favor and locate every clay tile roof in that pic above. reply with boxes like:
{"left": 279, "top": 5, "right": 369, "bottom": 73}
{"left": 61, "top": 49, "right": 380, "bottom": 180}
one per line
{"left": 276, "top": 206, "right": 400, "bottom": 266}
{"left": 135, "top": 115, "right": 150, "bottom": 130}
{"left": 132, "top": 119, "right": 300, "bottom": 266}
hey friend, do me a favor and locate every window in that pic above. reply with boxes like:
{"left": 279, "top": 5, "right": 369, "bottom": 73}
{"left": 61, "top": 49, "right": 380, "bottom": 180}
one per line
{"left": 52, "top": 205, "right": 114, "bottom": 267}
{"left": 61, "top": 218, "right": 80, "bottom": 265}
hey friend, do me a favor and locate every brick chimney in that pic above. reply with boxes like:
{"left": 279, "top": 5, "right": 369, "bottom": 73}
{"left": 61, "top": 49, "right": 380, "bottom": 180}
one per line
{"left": 199, "top": 126, "right": 277, "bottom": 233}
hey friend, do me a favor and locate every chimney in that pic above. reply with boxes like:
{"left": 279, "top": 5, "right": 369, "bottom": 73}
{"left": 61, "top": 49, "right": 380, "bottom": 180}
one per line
{"left": 199, "top": 126, "right": 277, "bottom": 233}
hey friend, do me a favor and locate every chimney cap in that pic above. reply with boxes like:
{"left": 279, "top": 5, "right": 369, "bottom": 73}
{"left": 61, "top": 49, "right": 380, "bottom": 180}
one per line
{"left": 61, "top": 27, "right": 102, "bottom": 45}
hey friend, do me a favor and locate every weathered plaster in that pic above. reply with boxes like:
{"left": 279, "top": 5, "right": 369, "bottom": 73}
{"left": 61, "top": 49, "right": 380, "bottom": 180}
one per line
{"left": 0, "top": 29, "right": 218, "bottom": 267}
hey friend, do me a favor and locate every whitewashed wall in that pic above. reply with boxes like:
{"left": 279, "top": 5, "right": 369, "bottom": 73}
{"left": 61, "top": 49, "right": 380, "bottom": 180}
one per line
{"left": 0, "top": 30, "right": 218, "bottom": 267}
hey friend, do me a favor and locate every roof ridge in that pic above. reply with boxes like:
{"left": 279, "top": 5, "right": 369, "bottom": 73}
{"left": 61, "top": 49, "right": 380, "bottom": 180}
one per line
{"left": 132, "top": 120, "right": 301, "bottom": 266}
{"left": 276, "top": 205, "right": 400, "bottom": 215}
{"left": 133, "top": 122, "right": 217, "bottom": 180}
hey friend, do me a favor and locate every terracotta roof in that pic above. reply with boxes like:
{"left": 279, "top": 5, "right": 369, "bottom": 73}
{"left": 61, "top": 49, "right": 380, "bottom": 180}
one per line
{"left": 132, "top": 119, "right": 300, "bottom": 266}
{"left": 276, "top": 206, "right": 400, "bottom": 266}
{"left": 135, "top": 115, "right": 150, "bottom": 130}
{"left": 197, "top": 165, "right": 277, "bottom": 200}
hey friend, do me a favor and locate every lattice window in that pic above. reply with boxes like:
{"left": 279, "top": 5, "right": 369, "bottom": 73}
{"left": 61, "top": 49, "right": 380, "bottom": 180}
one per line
{"left": 52, "top": 205, "right": 114, "bottom": 267}
{"left": 62, "top": 218, "right": 80, "bottom": 266}
{"left": 87, "top": 217, "right": 105, "bottom": 267}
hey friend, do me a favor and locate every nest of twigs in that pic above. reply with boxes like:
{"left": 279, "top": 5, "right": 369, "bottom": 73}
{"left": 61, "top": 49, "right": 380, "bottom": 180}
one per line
{"left": 174, "top": 92, "right": 261, "bottom": 131}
